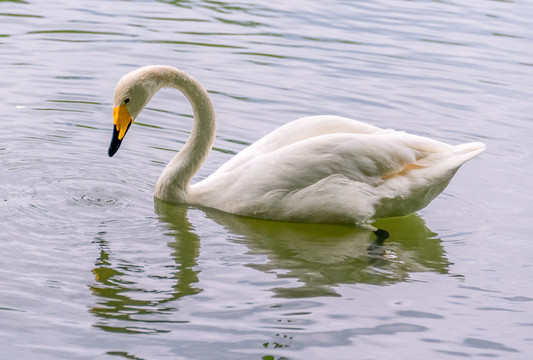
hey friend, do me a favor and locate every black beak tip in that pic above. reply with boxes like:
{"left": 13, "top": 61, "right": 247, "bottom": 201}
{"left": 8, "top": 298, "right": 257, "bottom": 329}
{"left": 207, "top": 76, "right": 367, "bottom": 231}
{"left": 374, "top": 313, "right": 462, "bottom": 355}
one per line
{"left": 108, "top": 145, "right": 118, "bottom": 157}
{"left": 108, "top": 126, "right": 122, "bottom": 157}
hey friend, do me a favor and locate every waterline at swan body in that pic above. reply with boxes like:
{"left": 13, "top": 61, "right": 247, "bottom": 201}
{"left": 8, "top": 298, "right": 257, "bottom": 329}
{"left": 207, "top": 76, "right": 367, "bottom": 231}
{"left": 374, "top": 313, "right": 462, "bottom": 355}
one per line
{"left": 108, "top": 65, "right": 485, "bottom": 230}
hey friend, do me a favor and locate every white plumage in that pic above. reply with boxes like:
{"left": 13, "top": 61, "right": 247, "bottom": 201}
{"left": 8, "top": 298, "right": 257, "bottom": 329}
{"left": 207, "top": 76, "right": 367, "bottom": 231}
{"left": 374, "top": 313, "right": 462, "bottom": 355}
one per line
{"left": 108, "top": 65, "right": 485, "bottom": 231}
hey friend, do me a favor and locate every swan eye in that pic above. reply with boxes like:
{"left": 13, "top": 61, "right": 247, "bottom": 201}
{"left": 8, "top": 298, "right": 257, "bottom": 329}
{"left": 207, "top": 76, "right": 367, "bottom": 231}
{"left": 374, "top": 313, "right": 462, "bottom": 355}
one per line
{"left": 124, "top": 98, "right": 130, "bottom": 104}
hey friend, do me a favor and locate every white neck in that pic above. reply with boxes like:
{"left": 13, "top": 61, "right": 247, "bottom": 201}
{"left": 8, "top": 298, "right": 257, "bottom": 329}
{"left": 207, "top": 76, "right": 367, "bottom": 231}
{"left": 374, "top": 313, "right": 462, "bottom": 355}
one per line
{"left": 152, "top": 66, "right": 216, "bottom": 203}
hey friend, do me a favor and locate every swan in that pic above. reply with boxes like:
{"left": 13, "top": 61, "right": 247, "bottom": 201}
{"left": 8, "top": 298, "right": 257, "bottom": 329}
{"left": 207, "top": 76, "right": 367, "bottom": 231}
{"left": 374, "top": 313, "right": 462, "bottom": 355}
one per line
{"left": 108, "top": 65, "right": 485, "bottom": 238}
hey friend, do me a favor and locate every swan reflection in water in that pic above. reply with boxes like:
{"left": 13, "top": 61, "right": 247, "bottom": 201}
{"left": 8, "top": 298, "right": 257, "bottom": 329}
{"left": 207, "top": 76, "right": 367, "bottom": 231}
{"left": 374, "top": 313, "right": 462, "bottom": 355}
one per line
{"left": 156, "top": 201, "right": 449, "bottom": 297}
{"left": 89, "top": 204, "right": 201, "bottom": 334}
{"left": 90, "top": 200, "right": 449, "bottom": 332}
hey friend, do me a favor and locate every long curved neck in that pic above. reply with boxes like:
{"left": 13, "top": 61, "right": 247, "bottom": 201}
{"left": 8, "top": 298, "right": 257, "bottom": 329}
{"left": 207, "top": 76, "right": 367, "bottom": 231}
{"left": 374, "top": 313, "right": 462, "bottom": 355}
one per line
{"left": 153, "top": 66, "right": 216, "bottom": 203}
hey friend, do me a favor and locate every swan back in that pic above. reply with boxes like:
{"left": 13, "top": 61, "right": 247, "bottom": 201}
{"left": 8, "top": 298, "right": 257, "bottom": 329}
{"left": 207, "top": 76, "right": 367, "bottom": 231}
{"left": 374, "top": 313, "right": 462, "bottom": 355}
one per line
{"left": 213, "top": 115, "right": 386, "bottom": 175}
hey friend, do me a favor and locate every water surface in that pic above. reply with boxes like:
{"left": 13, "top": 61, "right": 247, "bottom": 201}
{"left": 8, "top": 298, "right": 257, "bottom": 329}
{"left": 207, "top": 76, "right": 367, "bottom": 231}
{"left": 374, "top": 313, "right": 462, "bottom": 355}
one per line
{"left": 1, "top": 0, "right": 533, "bottom": 359}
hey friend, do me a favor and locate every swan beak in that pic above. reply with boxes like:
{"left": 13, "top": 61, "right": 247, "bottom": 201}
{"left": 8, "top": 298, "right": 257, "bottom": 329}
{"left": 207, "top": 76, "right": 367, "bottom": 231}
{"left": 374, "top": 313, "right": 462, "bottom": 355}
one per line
{"left": 108, "top": 104, "right": 132, "bottom": 157}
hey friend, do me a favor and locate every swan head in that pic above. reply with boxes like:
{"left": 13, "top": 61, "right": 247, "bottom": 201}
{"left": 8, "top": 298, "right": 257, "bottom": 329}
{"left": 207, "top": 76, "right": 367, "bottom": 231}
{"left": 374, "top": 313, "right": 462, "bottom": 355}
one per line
{"left": 108, "top": 66, "right": 162, "bottom": 157}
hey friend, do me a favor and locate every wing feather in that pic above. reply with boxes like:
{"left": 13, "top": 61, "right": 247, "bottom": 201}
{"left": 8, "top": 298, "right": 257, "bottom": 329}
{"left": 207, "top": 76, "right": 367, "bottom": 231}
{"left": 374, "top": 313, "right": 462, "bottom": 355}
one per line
{"left": 213, "top": 115, "right": 385, "bottom": 175}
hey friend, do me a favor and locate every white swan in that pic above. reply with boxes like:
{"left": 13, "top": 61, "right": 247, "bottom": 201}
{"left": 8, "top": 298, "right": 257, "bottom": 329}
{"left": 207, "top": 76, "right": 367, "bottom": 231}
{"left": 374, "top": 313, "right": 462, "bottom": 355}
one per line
{"left": 108, "top": 65, "right": 485, "bottom": 234}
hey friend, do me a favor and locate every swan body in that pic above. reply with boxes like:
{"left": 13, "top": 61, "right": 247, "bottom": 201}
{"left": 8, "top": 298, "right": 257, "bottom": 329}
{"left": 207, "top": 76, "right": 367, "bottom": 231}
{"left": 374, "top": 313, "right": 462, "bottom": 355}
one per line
{"left": 109, "top": 65, "right": 485, "bottom": 230}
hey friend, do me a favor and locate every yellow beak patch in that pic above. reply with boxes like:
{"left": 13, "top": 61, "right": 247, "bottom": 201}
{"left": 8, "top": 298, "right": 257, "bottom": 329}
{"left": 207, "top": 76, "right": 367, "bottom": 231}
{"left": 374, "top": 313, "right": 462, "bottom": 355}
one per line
{"left": 113, "top": 104, "right": 132, "bottom": 140}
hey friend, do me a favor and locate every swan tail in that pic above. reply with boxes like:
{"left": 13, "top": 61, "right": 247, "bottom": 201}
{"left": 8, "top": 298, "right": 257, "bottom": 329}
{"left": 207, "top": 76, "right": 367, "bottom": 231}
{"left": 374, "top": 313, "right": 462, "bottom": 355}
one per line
{"left": 451, "top": 141, "right": 486, "bottom": 165}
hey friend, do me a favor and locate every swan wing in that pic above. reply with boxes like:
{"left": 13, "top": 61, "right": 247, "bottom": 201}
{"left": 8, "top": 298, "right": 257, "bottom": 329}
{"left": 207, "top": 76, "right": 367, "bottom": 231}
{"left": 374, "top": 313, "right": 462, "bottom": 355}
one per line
{"left": 212, "top": 115, "right": 386, "bottom": 175}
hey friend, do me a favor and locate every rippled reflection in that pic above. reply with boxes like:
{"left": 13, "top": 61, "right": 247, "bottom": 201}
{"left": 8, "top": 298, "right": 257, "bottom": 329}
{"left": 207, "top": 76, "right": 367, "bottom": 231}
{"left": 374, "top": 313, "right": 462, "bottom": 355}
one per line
{"left": 89, "top": 207, "right": 201, "bottom": 334}
{"left": 89, "top": 199, "right": 448, "bottom": 333}
{"left": 156, "top": 201, "right": 449, "bottom": 297}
